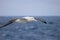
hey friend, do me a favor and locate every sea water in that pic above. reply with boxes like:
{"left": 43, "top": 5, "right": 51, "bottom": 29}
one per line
{"left": 0, "top": 16, "right": 60, "bottom": 40}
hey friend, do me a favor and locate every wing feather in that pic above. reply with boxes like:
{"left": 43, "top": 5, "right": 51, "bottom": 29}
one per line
{"left": 0, "top": 18, "right": 17, "bottom": 28}
{"left": 35, "top": 17, "right": 47, "bottom": 24}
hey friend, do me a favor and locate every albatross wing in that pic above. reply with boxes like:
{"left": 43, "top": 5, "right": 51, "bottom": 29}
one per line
{"left": 35, "top": 17, "right": 47, "bottom": 24}
{"left": 0, "top": 18, "right": 17, "bottom": 28}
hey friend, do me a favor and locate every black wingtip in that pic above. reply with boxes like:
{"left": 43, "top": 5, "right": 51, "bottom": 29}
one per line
{"left": 0, "top": 26, "right": 4, "bottom": 29}
{"left": 44, "top": 21, "right": 47, "bottom": 24}
{"left": 0, "top": 24, "right": 8, "bottom": 29}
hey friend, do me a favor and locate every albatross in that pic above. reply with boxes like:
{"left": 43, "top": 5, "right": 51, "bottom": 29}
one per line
{"left": 0, "top": 16, "right": 47, "bottom": 28}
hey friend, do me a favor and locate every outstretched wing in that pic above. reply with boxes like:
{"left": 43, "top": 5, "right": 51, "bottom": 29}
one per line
{"left": 35, "top": 17, "right": 47, "bottom": 24}
{"left": 0, "top": 18, "right": 17, "bottom": 28}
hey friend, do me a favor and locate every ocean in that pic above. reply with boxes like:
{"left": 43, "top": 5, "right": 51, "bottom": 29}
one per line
{"left": 0, "top": 16, "right": 60, "bottom": 40}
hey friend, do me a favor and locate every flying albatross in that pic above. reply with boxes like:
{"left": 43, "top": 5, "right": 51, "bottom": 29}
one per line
{"left": 0, "top": 16, "right": 47, "bottom": 28}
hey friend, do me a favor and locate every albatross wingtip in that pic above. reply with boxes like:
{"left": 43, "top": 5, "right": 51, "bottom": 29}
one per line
{"left": 44, "top": 21, "right": 47, "bottom": 24}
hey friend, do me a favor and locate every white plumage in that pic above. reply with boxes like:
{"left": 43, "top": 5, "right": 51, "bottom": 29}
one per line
{"left": 0, "top": 16, "right": 47, "bottom": 28}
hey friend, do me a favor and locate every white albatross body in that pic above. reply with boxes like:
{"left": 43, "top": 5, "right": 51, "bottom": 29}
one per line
{"left": 15, "top": 17, "right": 37, "bottom": 22}
{"left": 0, "top": 16, "right": 47, "bottom": 28}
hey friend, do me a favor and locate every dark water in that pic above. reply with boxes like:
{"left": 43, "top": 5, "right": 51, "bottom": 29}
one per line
{"left": 0, "top": 16, "right": 60, "bottom": 40}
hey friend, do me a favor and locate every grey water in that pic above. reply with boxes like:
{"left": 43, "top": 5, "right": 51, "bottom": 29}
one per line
{"left": 0, "top": 16, "right": 60, "bottom": 40}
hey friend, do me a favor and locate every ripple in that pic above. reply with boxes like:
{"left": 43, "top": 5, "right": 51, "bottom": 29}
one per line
{"left": 2, "top": 33, "right": 6, "bottom": 36}
{"left": 6, "top": 39, "right": 11, "bottom": 40}
{"left": 15, "top": 26, "right": 19, "bottom": 29}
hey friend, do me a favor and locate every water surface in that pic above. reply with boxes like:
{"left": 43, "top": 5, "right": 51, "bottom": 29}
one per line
{"left": 0, "top": 16, "right": 60, "bottom": 40}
